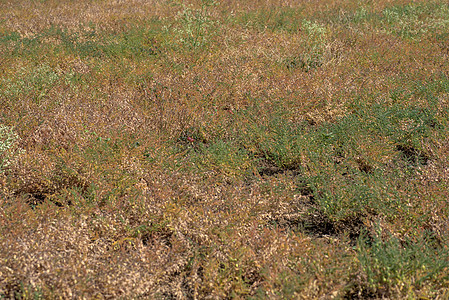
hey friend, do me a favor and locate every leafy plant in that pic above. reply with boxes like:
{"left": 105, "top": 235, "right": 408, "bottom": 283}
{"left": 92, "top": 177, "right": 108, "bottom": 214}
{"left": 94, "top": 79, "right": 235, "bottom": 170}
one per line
{"left": 171, "top": 0, "right": 219, "bottom": 50}
{"left": 1, "top": 0, "right": 449, "bottom": 298}
{"left": 1, "top": 64, "right": 59, "bottom": 101}
{"left": 0, "top": 124, "right": 23, "bottom": 172}
{"left": 234, "top": 7, "right": 304, "bottom": 33}
{"left": 358, "top": 229, "right": 449, "bottom": 297}
{"left": 381, "top": 2, "right": 449, "bottom": 39}
{"left": 285, "top": 20, "right": 329, "bottom": 71}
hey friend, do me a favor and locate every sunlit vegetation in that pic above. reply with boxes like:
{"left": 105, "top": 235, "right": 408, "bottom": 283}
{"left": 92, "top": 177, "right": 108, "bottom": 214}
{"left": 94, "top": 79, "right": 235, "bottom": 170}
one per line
{"left": 1, "top": 0, "right": 449, "bottom": 298}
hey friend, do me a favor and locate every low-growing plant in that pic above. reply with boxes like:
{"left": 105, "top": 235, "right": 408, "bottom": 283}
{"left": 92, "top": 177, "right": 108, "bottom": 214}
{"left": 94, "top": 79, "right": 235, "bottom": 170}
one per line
{"left": 381, "top": 2, "right": 449, "bottom": 40}
{"left": 358, "top": 228, "right": 449, "bottom": 297}
{"left": 234, "top": 105, "right": 304, "bottom": 169}
{"left": 284, "top": 19, "right": 336, "bottom": 72}
{"left": 170, "top": 0, "right": 219, "bottom": 50}
{"left": 1, "top": 0, "right": 449, "bottom": 298}
{"left": 1, "top": 64, "right": 59, "bottom": 102}
{"left": 0, "top": 124, "right": 23, "bottom": 172}
{"left": 234, "top": 7, "right": 304, "bottom": 33}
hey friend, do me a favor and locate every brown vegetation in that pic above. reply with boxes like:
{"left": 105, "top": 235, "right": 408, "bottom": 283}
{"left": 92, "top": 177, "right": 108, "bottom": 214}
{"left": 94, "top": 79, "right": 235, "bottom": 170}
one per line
{"left": 1, "top": 0, "right": 449, "bottom": 298}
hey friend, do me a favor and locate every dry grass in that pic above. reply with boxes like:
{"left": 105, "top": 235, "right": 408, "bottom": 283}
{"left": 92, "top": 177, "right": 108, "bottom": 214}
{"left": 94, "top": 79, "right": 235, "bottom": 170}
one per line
{"left": 1, "top": 0, "right": 449, "bottom": 298}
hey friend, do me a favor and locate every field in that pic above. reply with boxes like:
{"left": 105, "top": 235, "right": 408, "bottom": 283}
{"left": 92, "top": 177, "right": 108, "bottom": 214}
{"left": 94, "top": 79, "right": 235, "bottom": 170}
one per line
{"left": 1, "top": 0, "right": 449, "bottom": 298}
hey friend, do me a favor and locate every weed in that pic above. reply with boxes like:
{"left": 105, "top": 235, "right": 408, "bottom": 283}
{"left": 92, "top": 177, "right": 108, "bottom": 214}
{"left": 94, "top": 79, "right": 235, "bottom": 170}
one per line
{"left": 170, "top": 0, "right": 219, "bottom": 50}
{"left": 0, "top": 124, "right": 24, "bottom": 172}
{"left": 358, "top": 228, "right": 449, "bottom": 298}
{"left": 381, "top": 2, "right": 449, "bottom": 40}
{"left": 1, "top": 64, "right": 60, "bottom": 102}
{"left": 234, "top": 7, "right": 304, "bottom": 33}
{"left": 284, "top": 20, "right": 329, "bottom": 72}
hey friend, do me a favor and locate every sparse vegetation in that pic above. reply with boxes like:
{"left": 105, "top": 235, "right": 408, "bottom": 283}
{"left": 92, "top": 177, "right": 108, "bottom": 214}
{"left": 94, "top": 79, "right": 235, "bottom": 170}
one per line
{"left": 0, "top": 0, "right": 448, "bottom": 298}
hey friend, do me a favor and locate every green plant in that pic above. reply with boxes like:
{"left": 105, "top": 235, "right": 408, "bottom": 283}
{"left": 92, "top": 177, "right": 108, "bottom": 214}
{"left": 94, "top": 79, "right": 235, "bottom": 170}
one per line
{"left": 171, "top": 0, "right": 218, "bottom": 50}
{"left": 358, "top": 228, "right": 449, "bottom": 297}
{"left": 0, "top": 124, "right": 23, "bottom": 172}
{"left": 235, "top": 105, "right": 304, "bottom": 169}
{"left": 285, "top": 20, "right": 329, "bottom": 71}
{"left": 234, "top": 7, "right": 304, "bottom": 33}
{"left": 1, "top": 0, "right": 449, "bottom": 298}
{"left": 381, "top": 2, "right": 449, "bottom": 39}
{"left": 1, "top": 64, "right": 59, "bottom": 101}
